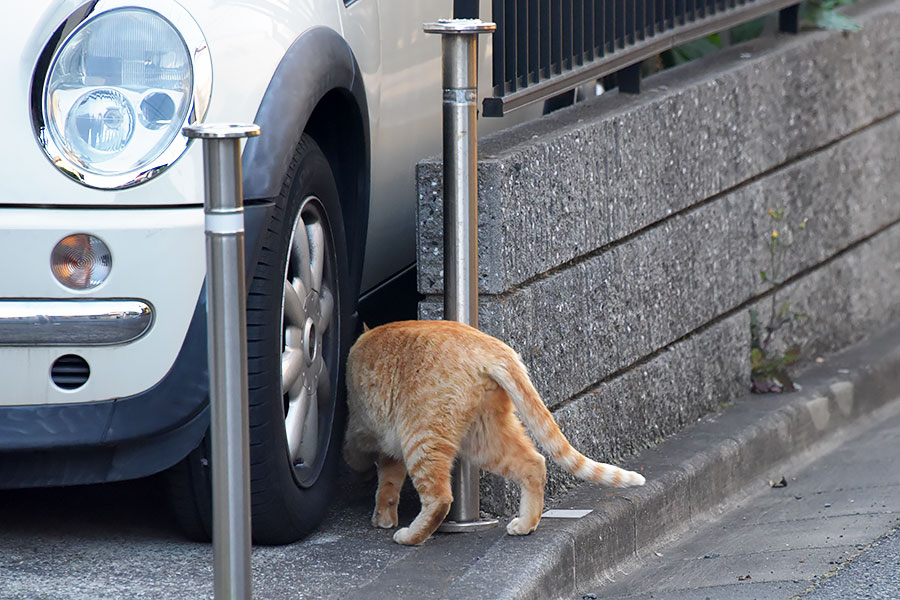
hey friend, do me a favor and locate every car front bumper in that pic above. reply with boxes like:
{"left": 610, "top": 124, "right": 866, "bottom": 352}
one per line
{"left": 0, "top": 290, "right": 209, "bottom": 486}
{"left": 0, "top": 202, "right": 271, "bottom": 486}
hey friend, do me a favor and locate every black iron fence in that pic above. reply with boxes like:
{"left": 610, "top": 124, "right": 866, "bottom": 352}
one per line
{"left": 465, "top": 0, "right": 801, "bottom": 116}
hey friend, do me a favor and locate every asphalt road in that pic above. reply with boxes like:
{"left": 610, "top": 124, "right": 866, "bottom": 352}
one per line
{"left": 800, "top": 527, "right": 900, "bottom": 600}
{"left": 0, "top": 464, "right": 427, "bottom": 599}
{"left": 586, "top": 400, "right": 900, "bottom": 599}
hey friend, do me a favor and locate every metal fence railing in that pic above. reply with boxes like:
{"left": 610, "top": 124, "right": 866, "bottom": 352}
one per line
{"left": 467, "top": 0, "right": 801, "bottom": 116}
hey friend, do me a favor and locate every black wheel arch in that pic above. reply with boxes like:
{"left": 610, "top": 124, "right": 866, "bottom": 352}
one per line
{"left": 242, "top": 26, "right": 370, "bottom": 299}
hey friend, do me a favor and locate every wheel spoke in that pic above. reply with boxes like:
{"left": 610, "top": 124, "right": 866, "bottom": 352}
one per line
{"left": 284, "top": 325, "right": 300, "bottom": 351}
{"left": 291, "top": 215, "right": 314, "bottom": 291}
{"left": 307, "top": 218, "right": 325, "bottom": 292}
{"left": 318, "top": 285, "right": 334, "bottom": 334}
{"left": 298, "top": 386, "right": 319, "bottom": 464}
{"left": 283, "top": 280, "right": 305, "bottom": 329}
{"left": 281, "top": 348, "right": 304, "bottom": 395}
{"left": 285, "top": 386, "right": 309, "bottom": 463}
{"left": 316, "top": 356, "right": 331, "bottom": 401}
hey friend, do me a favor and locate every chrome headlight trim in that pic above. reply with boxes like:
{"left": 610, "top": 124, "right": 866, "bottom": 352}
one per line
{"left": 31, "top": 0, "right": 212, "bottom": 190}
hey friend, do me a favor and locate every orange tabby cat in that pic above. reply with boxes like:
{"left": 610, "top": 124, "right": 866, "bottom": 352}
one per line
{"left": 343, "top": 320, "right": 646, "bottom": 545}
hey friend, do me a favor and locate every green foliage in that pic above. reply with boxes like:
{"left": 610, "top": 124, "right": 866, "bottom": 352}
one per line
{"left": 659, "top": 17, "right": 767, "bottom": 69}
{"left": 750, "top": 208, "right": 809, "bottom": 393}
{"left": 801, "top": 0, "right": 861, "bottom": 31}
{"left": 657, "top": 0, "right": 862, "bottom": 73}
{"left": 661, "top": 35, "right": 723, "bottom": 68}
{"left": 730, "top": 18, "right": 767, "bottom": 43}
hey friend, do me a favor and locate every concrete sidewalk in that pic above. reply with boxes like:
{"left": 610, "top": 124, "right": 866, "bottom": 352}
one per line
{"left": 1, "top": 325, "right": 900, "bottom": 599}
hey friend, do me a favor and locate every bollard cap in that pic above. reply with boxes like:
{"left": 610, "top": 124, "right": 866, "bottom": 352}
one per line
{"left": 182, "top": 123, "right": 260, "bottom": 139}
{"left": 423, "top": 19, "right": 496, "bottom": 34}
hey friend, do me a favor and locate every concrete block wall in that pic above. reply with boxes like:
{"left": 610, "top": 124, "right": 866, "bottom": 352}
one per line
{"left": 416, "top": 0, "right": 900, "bottom": 514}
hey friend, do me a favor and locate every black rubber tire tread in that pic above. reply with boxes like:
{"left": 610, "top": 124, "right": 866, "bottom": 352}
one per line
{"left": 166, "top": 134, "right": 353, "bottom": 545}
{"left": 245, "top": 134, "right": 352, "bottom": 544}
{"left": 162, "top": 437, "right": 212, "bottom": 542}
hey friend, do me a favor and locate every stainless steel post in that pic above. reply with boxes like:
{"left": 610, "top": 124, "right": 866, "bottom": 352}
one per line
{"left": 183, "top": 123, "right": 261, "bottom": 600}
{"left": 424, "top": 18, "right": 498, "bottom": 531}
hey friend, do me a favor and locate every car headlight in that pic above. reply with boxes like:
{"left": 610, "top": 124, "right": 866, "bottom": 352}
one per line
{"left": 32, "top": 0, "right": 211, "bottom": 189}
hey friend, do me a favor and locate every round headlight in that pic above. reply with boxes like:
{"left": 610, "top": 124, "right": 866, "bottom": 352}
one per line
{"left": 33, "top": 1, "right": 211, "bottom": 189}
{"left": 65, "top": 88, "right": 136, "bottom": 159}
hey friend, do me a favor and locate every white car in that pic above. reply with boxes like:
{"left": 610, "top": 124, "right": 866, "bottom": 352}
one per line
{"left": 0, "top": 0, "right": 538, "bottom": 543}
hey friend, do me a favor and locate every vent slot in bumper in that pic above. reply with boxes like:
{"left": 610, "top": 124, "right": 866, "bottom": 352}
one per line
{"left": 51, "top": 354, "right": 90, "bottom": 390}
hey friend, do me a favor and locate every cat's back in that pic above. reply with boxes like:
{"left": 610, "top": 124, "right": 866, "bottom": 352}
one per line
{"left": 353, "top": 320, "right": 496, "bottom": 354}
{"left": 349, "top": 320, "right": 508, "bottom": 376}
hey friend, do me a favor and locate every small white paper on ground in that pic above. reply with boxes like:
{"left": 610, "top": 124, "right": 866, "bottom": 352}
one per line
{"left": 541, "top": 509, "right": 593, "bottom": 519}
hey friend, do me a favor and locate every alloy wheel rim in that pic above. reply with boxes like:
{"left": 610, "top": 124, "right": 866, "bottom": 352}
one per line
{"left": 280, "top": 196, "right": 337, "bottom": 484}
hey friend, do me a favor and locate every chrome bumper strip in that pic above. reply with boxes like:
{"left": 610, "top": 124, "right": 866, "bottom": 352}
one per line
{"left": 0, "top": 300, "right": 153, "bottom": 346}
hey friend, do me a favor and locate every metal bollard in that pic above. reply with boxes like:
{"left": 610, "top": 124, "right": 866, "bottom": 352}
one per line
{"left": 183, "top": 123, "right": 260, "bottom": 600}
{"left": 424, "top": 18, "right": 498, "bottom": 531}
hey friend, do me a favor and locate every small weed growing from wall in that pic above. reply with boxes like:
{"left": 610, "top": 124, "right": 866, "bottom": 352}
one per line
{"left": 750, "top": 208, "right": 809, "bottom": 393}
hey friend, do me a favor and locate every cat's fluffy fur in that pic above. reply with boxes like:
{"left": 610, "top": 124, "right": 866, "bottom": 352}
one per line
{"left": 343, "top": 320, "right": 645, "bottom": 545}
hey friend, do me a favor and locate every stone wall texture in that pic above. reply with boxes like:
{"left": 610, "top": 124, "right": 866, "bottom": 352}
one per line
{"left": 416, "top": 1, "right": 900, "bottom": 514}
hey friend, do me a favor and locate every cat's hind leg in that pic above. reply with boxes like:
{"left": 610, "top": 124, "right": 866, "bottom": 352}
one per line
{"left": 373, "top": 455, "right": 406, "bottom": 529}
{"left": 393, "top": 440, "right": 455, "bottom": 545}
{"left": 475, "top": 398, "right": 547, "bottom": 536}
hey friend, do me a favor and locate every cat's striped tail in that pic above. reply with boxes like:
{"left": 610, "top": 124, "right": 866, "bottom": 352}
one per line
{"left": 488, "top": 358, "right": 646, "bottom": 488}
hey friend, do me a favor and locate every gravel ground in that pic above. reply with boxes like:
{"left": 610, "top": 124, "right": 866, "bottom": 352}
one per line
{"left": 799, "top": 527, "right": 900, "bottom": 600}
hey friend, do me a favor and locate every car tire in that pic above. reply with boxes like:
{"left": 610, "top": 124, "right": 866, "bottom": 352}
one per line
{"left": 166, "top": 133, "right": 354, "bottom": 545}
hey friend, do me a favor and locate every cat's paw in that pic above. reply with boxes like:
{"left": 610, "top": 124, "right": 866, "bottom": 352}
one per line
{"left": 392, "top": 527, "right": 419, "bottom": 545}
{"left": 372, "top": 508, "right": 399, "bottom": 529}
{"left": 506, "top": 517, "right": 538, "bottom": 536}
